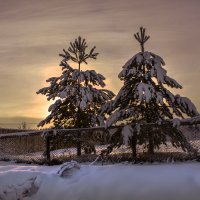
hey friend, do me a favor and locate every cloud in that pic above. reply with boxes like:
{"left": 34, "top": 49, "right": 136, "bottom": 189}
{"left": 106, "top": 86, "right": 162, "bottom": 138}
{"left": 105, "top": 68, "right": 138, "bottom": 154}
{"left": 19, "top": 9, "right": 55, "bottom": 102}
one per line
{"left": 0, "top": 0, "right": 200, "bottom": 124}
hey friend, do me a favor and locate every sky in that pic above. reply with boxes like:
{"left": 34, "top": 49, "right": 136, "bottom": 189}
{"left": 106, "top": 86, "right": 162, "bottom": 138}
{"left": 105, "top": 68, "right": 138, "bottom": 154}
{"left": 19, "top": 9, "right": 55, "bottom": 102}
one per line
{"left": 0, "top": 0, "right": 200, "bottom": 128}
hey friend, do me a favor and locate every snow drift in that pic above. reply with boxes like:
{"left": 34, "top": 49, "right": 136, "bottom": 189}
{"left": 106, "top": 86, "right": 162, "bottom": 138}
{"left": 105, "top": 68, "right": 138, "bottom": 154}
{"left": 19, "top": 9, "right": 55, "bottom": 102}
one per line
{"left": 0, "top": 161, "right": 200, "bottom": 200}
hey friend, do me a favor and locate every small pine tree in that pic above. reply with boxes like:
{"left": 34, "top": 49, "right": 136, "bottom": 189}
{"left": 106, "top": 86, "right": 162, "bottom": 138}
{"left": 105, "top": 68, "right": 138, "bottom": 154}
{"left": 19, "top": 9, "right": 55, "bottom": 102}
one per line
{"left": 37, "top": 36, "right": 114, "bottom": 129}
{"left": 102, "top": 27, "right": 199, "bottom": 157}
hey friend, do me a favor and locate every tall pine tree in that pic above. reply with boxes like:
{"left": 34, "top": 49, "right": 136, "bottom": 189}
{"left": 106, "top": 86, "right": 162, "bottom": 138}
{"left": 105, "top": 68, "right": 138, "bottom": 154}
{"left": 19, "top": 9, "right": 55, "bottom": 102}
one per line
{"left": 101, "top": 27, "right": 199, "bottom": 157}
{"left": 37, "top": 36, "right": 114, "bottom": 129}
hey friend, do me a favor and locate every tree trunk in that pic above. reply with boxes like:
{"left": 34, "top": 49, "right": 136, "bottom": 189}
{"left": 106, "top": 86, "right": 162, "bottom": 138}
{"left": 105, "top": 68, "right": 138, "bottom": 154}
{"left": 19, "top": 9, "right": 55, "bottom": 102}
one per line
{"left": 148, "top": 132, "right": 154, "bottom": 154}
{"left": 76, "top": 62, "right": 82, "bottom": 156}
{"left": 131, "top": 136, "right": 137, "bottom": 159}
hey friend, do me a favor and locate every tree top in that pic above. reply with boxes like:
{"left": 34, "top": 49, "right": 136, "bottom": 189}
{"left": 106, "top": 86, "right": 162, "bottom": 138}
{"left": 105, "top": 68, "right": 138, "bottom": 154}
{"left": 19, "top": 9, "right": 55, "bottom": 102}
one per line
{"left": 134, "top": 27, "right": 150, "bottom": 52}
{"left": 59, "top": 36, "right": 99, "bottom": 71}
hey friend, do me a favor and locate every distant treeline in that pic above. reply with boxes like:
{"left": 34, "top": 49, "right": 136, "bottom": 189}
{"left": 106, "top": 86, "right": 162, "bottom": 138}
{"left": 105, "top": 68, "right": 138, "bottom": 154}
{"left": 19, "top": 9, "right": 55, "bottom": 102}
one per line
{"left": 0, "top": 128, "right": 33, "bottom": 134}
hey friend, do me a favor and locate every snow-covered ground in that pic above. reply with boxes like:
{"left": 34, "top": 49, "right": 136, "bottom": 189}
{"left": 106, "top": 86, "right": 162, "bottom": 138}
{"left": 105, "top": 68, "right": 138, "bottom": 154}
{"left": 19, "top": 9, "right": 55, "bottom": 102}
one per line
{"left": 1, "top": 161, "right": 200, "bottom": 200}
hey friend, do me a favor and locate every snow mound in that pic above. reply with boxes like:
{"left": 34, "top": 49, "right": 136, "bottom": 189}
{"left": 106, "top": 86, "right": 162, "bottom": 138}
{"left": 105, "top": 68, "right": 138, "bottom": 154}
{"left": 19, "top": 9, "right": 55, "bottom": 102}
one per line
{"left": 57, "top": 160, "right": 80, "bottom": 177}
{"left": 1, "top": 162, "right": 200, "bottom": 200}
{"left": 0, "top": 170, "right": 40, "bottom": 200}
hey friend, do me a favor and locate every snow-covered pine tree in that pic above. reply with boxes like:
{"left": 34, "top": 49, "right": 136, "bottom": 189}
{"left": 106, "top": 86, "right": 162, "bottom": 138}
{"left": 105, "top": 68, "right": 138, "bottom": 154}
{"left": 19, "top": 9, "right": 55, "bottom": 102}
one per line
{"left": 102, "top": 27, "right": 199, "bottom": 157}
{"left": 37, "top": 36, "right": 114, "bottom": 129}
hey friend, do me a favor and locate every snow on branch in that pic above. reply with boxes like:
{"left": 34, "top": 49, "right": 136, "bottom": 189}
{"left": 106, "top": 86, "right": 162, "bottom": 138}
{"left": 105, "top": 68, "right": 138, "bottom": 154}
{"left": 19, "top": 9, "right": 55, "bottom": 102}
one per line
{"left": 164, "top": 76, "right": 182, "bottom": 89}
{"left": 175, "top": 95, "right": 199, "bottom": 117}
{"left": 36, "top": 87, "right": 49, "bottom": 96}
{"left": 99, "top": 100, "right": 114, "bottom": 115}
{"left": 118, "top": 51, "right": 182, "bottom": 91}
{"left": 150, "top": 52, "right": 165, "bottom": 65}
{"left": 118, "top": 66, "right": 137, "bottom": 80}
{"left": 38, "top": 115, "right": 52, "bottom": 127}
{"left": 151, "top": 63, "right": 167, "bottom": 83}
{"left": 113, "top": 85, "right": 131, "bottom": 106}
{"left": 58, "top": 86, "right": 77, "bottom": 99}
{"left": 78, "top": 87, "right": 114, "bottom": 110}
{"left": 119, "top": 51, "right": 166, "bottom": 80}
{"left": 64, "top": 69, "right": 106, "bottom": 87}
{"left": 106, "top": 108, "right": 136, "bottom": 127}
{"left": 164, "top": 89, "right": 175, "bottom": 103}
{"left": 122, "top": 54, "right": 137, "bottom": 69}
{"left": 134, "top": 83, "right": 155, "bottom": 103}
{"left": 48, "top": 99, "right": 62, "bottom": 112}
{"left": 156, "top": 92, "right": 164, "bottom": 105}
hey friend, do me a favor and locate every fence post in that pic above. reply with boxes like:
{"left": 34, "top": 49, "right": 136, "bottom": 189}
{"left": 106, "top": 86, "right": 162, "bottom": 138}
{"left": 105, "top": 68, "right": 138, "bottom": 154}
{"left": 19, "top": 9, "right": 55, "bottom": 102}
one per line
{"left": 77, "top": 131, "right": 82, "bottom": 156}
{"left": 45, "top": 131, "right": 51, "bottom": 164}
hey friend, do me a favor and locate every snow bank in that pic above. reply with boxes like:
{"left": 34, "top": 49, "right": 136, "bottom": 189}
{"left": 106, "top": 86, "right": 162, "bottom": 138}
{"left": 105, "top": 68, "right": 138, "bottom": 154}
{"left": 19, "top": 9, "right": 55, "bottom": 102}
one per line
{"left": 1, "top": 161, "right": 200, "bottom": 200}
